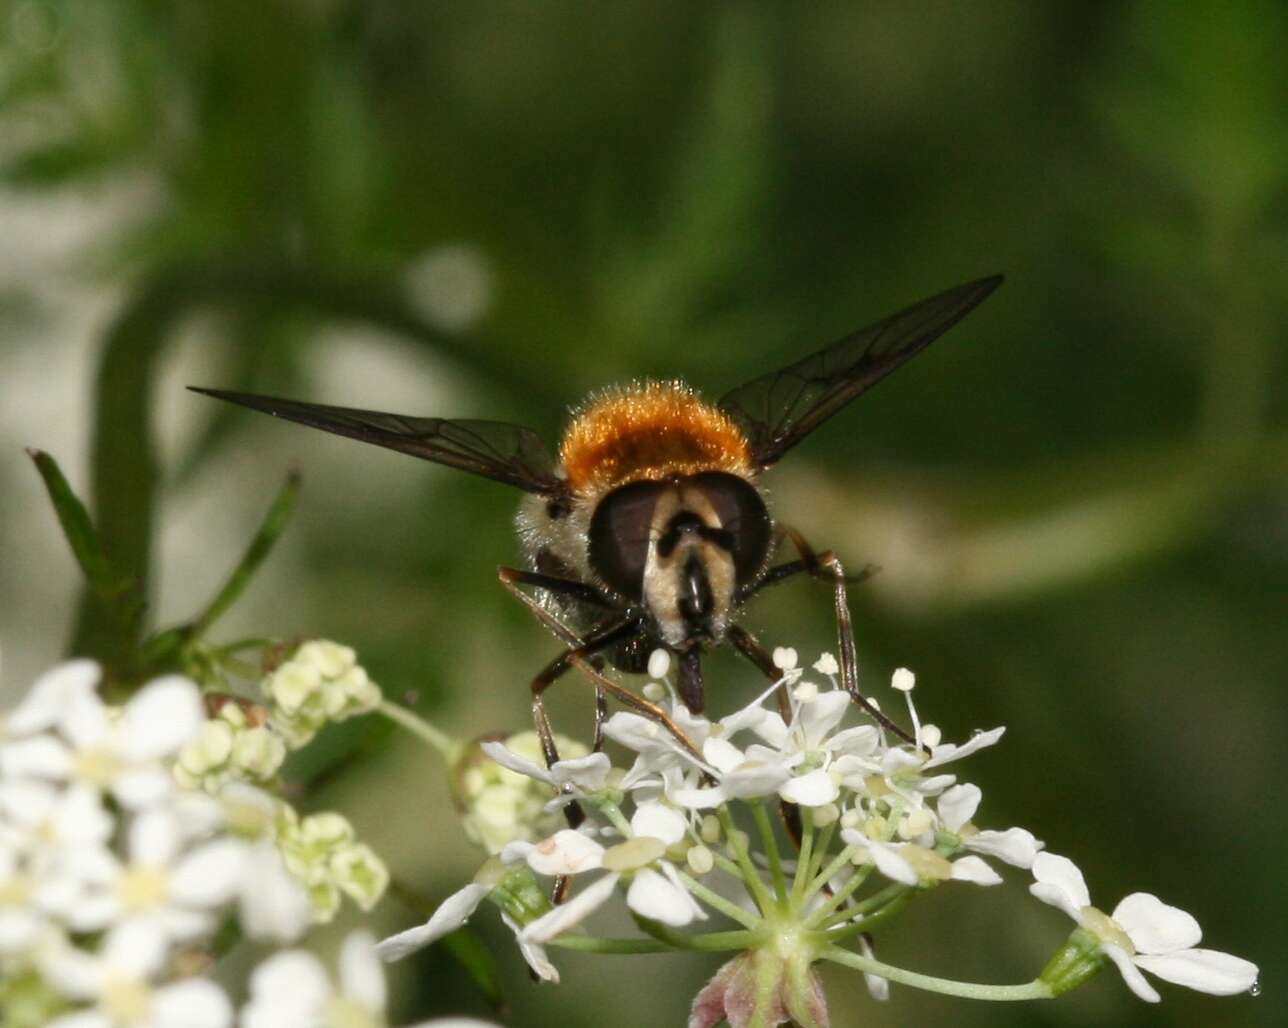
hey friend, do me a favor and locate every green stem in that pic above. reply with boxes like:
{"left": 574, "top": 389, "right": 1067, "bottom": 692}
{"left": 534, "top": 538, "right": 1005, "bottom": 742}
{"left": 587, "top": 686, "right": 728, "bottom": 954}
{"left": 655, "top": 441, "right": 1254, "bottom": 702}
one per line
{"left": 546, "top": 936, "right": 674, "bottom": 955}
{"left": 719, "top": 807, "right": 774, "bottom": 916}
{"left": 190, "top": 472, "right": 300, "bottom": 638}
{"left": 817, "top": 882, "right": 909, "bottom": 930}
{"left": 801, "top": 844, "right": 858, "bottom": 907}
{"left": 790, "top": 807, "right": 814, "bottom": 909}
{"left": 820, "top": 946, "right": 1053, "bottom": 1001}
{"left": 376, "top": 700, "right": 456, "bottom": 759}
{"left": 805, "top": 862, "right": 873, "bottom": 927}
{"left": 807, "top": 820, "right": 837, "bottom": 883}
{"left": 818, "top": 890, "right": 912, "bottom": 942}
{"left": 675, "top": 869, "right": 761, "bottom": 929}
{"left": 632, "top": 914, "right": 757, "bottom": 952}
{"left": 752, "top": 803, "right": 788, "bottom": 906}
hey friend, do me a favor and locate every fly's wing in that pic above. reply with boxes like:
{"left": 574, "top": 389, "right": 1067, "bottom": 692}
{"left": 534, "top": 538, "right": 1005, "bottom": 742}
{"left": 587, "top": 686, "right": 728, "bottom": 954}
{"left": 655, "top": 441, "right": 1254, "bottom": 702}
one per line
{"left": 718, "top": 275, "right": 1003, "bottom": 469}
{"left": 189, "top": 388, "right": 564, "bottom": 494}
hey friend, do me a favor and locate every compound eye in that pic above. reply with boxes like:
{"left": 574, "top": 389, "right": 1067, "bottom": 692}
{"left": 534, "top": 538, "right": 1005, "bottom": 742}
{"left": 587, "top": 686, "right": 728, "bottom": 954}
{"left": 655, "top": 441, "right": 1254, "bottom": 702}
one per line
{"left": 588, "top": 480, "right": 666, "bottom": 600}
{"left": 686, "top": 472, "right": 772, "bottom": 585}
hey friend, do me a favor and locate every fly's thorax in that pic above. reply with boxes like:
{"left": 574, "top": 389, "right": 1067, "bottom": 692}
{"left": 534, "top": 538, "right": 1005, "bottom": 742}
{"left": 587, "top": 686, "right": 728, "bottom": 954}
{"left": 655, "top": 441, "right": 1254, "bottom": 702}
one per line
{"left": 586, "top": 472, "right": 773, "bottom": 646}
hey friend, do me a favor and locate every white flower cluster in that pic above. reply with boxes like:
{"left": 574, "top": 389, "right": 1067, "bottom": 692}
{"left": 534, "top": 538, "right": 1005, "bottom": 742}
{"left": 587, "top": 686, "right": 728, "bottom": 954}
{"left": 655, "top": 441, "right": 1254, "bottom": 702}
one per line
{"left": 377, "top": 646, "right": 1258, "bottom": 1012}
{"left": 264, "top": 641, "right": 382, "bottom": 748}
{"left": 0, "top": 657, "right": 406, "bottom": 1028}
{"left": 454, "top": 730, "right": 590, "bottom": 854}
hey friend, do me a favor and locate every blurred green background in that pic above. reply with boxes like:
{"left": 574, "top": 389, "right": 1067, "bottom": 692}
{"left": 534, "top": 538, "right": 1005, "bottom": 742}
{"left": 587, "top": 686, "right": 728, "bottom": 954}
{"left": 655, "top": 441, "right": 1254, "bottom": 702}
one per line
{"left": 1, "top": 2, "right": 1284, "bottom": 1025}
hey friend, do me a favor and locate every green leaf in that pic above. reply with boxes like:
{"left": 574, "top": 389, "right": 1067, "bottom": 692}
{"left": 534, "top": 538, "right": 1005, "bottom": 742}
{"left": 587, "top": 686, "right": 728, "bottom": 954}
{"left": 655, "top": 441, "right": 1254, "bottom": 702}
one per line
{"left": 190, "top": 471, "right": 301, "bottom": 639}
{"left": 26, "top": 449, "right": 121, "bottom": 600}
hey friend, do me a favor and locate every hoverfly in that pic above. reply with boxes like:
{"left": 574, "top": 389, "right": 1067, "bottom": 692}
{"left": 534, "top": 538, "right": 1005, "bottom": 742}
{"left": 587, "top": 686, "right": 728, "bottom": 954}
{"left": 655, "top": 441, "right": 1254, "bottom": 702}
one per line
{"left": 192, "top": 275, "right": 1001, "bottom": 770}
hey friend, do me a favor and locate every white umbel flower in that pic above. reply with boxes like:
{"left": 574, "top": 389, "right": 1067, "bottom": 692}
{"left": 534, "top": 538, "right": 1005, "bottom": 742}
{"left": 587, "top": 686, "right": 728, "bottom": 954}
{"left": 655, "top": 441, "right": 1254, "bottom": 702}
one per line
{"left": 1030, "top": 853, "right": 1258, "bottom": 1002}
{"left": 2, "top": 673, "right": 203, "bottom": 809}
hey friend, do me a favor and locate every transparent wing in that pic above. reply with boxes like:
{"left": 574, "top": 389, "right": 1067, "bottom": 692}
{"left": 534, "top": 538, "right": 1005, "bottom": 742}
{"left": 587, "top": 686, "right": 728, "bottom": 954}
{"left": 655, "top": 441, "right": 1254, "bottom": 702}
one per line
{"left": 718, "top": 275, "right": 1003, "bottom": 468}
{"left": 190, "top": 388, "right": 563, "bottom": 494}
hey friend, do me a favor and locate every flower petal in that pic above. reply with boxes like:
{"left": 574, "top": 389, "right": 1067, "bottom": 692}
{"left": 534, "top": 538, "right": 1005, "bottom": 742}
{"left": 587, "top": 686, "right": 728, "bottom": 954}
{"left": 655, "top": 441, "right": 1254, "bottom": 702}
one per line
{"left": 866, "top": 842, "right": 919, "bottom": 886}
{"left": 152, "top": 979, "right": 233, "bottom": 1028}
{"left": 550, "top": 753, "right": 611, "bottom": 791}
{"left": 340, "top": 931, "right": 387, "bottom": 1012}
{"left": 526, "top": 829, "right": 605, "bottom": 876}
{"left": 377, "top": 883, "right": 490, "bottom": 961}
{"left": 121, "top": 677, "right": 204, "bottom": 760}
{"left": 778, "top": 768, "right": 839, "bottom": 807}
{"left": 522, "top": 872, "right": 620, "bottom": 942}
{"left": 1101, "top": 943, "right": 1160, "bottom": 1002}
{"left": 171, "top": 839, "right": 248, "bottom": 907}
{"left": 630, "top": 801, "right": 687, "bottom": 845}
{"left": 501, "top": 912, "right": 559, "bottom": 983}
{"left": 1110, "top": 893, "right": 1201, "bottom": 955}
{"left": 6, "top": 661, "right": 100, "bottom": 736}
{"left": 949, "top": 855, "right": 1002, "bottom": 886}
{"left": 1029, "top": 852, "right": 1090, "bottom": 919}
{"left": 966, "top": 827, "right": 1041, "bottom": 869}
{"left": 796, "top": 690, "right": 850, "bottom": 747}
{"left": 479, "top": 741, "right": 554, "bottom": 785}
{"left": 1133, "top": 948, "right": 1258, "bottom": 996}
{"left": 627, "top": 867, "right": 700, "bottom": 927}
{"left": 936, "top": 784, "right": 980, "bottom": 832}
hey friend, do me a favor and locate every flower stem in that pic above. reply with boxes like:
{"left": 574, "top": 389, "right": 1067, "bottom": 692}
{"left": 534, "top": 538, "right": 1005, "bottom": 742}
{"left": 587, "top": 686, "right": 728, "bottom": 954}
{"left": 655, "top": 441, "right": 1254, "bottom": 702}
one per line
{"left": 816, "top": 882, "right": 909, "bottom": 930}
{"left": 376, "top": 700, "right": 455, "bottom": 759}
{"left": 752, "top": 802, "right": 788, "bottom": 906}
{"left": 804, "top": 862, "right": 874, "bottom": 927}
{"left": 633, "top": 914, "right": 758, "bottom": 952}
{"left": 801, "top": 844, "right": 858, "bottom": 906}
{"left": 790, "top": 808, "right": 815, "bottom": 909}
{"left": 820, "top": 946, "right": 1054, "bottom": 1001}
{"left": 718, "top": 807, "right": 775, "bottom": 916}
{"left": 807, "top": 820, "right": 837, "bottom": 884}
{"left": 675, "top": 869, "right": 761, "bottom": 929}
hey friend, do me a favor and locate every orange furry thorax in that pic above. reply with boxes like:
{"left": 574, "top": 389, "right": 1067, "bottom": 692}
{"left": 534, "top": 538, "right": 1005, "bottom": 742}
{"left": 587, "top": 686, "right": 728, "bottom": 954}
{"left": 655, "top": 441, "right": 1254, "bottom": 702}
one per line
{"left": 559, "top": 381, "right": 754, "bottom": 496}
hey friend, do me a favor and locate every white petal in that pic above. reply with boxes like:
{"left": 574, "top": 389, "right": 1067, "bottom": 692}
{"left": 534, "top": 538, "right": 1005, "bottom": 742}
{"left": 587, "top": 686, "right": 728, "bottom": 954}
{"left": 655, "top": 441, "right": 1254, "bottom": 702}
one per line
{"left": 1029, "top": 853, "right": 1090, "bottom": 916}
{"left": 340, "top": 931, "right": 387, "bottom": 1012}
{"left": 526, "top": 829, "right": 605, "bottom": 876}
{"left": 1110, "top": 893, "right": 1201, "bottom": 955}
{"left": 626, "top": 867, "right": 699, "bottom": 927}
{"left": 1102, "top": 943, "right": 1160, "bottom": 1002}
{"left": 949, "top": 855, "right": 1002, "bottom": 886}
{"left": 721, "top": 760, "right": 791, "bottom": 799}
{"left": 60, "top": 687, "right": 111, "bottom": 750}
{"left": 718, "top": 702, "right": 769, "bottom": 737}
{"left": 121, "top": 677, "right": 204, "bottom": 760}
{"left": 0, "top": 735, "right": 73, "bottom": 780}
{"left": 966, "top": 828, "right": 1042, "bottom": 869}
{"left": 153, "top": 979, "right": 233, "bottom": 1028}
{"left": 41, "top": 943, "right": 103, "bottom": 999}
{"left": 779, "top": 768, "right": 839, "bottom": 807}
{"left": 502, "top": 911, "right": 560, "bottom": 983}
{"left": 750, "top": 712, "right": 789, "bottom": 749}
{"left": 858, "top": 933, "right": 889, "bottom": 1001}
{"left": 550, "top": 753, "right": 611, "bottom": 791}
{"left": 924, "top": 727, "right": 1006, "bottom": 768}
{"left": 248, "top": 949, "right": 332, "bottom": 1010}
{"left": 936, "top": 784, "right": 981, "bottom": 832}
{"left": 103, "top": 921, "right": 168, "bottom": 978}
{"left": 376, "top": 883, "right": 490, "bottom": 961}
{"left": 111, "top": 766, "right": 173, "bottom": 809}
{"left": 827, "top": 725, "right": 880, "bottom": 756}
{"left": 6, "top": 661, "right": 100, "bottom": 735}
{"left": 521, "top": 872, "right": 619, "bottom": 942}
{"left": 0, "top": 778, "right": 61, "bottom": 823}
{"left": 479, "top": 741, "right": 554, "bottom": 785}
{"left": 171, "top": 839, "right": 247, "bottom": 906}
{"left": 797, "top": 690, "right": 850, "bottom": 747}
{"left": 701, "top": 737, "right": 744, "bottom": 774}
{"left": 239, "top": 843, "right": 313, "bottom": 943}
{"left": 52, "top": 785, "right": 113, "bottom": 846}
{"left": 667, "top": 784, "right": 726, "bottom": 810}
{"left": 630, "top": 802, "right": 687, "bottom": 845}
{"left": 130, "top": 808, "right": 181, "bottom": 867}
{"left": 1133, "top": 948, "right": 1259, "bottom": 996}
{"left": 866, "top": 842, "right": 919, "bottom": 886}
